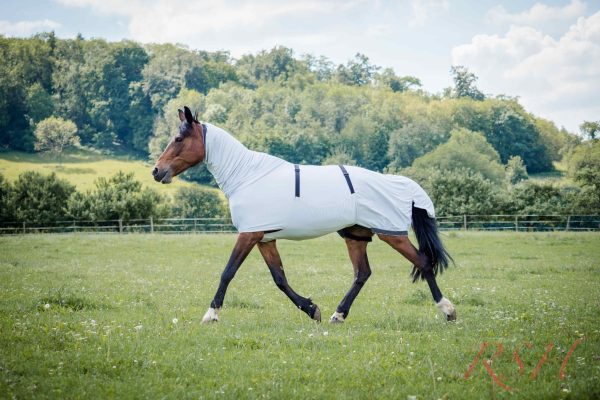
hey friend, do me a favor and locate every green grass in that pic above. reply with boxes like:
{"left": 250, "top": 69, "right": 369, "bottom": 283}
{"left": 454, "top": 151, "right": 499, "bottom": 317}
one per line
{"left": 0, "top": 149, "right": 194, "bottom": 196}
{"left": 0, "top": 232, "right": 599, "bottom": 399}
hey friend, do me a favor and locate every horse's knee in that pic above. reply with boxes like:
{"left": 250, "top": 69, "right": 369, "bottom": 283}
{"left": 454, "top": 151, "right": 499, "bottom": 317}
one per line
{"left": 355, "top": 268, "right": 371, "bottom": 284}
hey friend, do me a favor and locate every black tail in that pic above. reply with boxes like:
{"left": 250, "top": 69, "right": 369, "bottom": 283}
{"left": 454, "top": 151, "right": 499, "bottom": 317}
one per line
{"left": 410, "top": 205, "right": 453, "bottom": 282}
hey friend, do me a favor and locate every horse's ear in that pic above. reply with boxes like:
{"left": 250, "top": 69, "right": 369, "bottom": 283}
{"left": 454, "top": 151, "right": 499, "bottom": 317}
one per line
{"left": 183, "top": 106, "right": 194, "bottom": 124}
{"left": 178, "top": 108, "right": 185, "bottom": 122}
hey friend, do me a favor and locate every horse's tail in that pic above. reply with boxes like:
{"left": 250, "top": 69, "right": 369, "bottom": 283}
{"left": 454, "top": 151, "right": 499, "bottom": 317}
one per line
{"left": 410, "top": 204, "right": 453, "bottom": 282}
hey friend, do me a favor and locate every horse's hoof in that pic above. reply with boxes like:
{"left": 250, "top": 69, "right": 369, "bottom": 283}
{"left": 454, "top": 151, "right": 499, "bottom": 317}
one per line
{"left": 312, "top": 305, "right": 321, "bottom": 323}
{"left": 436, "top": 297, "right": 456, "bottom": 322}
{"left": 201, "top": 307, "right": 219, "bottom": 324}
{"left": 329, "top": 311, "right": 345, "bottom": 323}
{"left": 446, "top": 309, "right": 457, "bottom": 321}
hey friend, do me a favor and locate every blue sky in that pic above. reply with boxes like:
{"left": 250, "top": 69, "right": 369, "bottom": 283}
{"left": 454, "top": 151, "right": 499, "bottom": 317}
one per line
{"left": 1, "top": 0, "right": 599, "bottom": 133}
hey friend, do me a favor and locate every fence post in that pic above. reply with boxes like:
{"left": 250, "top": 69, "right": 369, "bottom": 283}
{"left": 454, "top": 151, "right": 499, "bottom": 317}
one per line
{"left": 150, "top": 217, "right": 154, "bottom": 233}
{"left": 515, "top": 215, "right": 519, "bottom": 232}
{"left": 463, "top": 215, "right": 467, "bottom": 230}
{"left": 22, "top": 221, "right": 26, "bottom": 234}
{"left": 566, "top": 215, "right": 571, "bottom": 231}
{"left": 118, "top": 219, "right": 123, "bottom": 234}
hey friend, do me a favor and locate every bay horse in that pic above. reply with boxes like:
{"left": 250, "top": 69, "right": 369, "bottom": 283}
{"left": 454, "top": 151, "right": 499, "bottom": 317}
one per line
{"left": 152, "top": 106, "right": 456, "bottom": 324}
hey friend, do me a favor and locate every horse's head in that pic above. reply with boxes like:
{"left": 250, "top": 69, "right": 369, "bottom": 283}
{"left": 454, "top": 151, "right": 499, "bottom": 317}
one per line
{"left": 152, "top": 106, "right": 205, "bottom": 184}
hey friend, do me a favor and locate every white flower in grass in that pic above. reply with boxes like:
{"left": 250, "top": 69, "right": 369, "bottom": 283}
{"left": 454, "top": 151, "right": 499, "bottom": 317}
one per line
{"left": 134, "top": 324, "right": 143, "bottom": 331}
{"left": 172, "top": 318, "right": 178, "bottom": 324}
{"left": 44, "top": 303, "right": 50, "bottom": 310}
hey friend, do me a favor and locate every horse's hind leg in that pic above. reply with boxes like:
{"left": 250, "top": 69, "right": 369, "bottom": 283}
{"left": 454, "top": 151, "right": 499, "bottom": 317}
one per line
{"left": 330, "top": 226, "right": 374, "bottom": 323}
{"left": 377, "top": 234, "right": 456, "bottom": 321}
{"left": 257, "top": 240, "right": 321, "bottom": 322}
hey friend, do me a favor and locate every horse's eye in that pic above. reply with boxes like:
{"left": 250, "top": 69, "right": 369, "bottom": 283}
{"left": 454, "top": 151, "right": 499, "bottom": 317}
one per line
{"left": 175, "top": 136, "right": 183, "bottom": 143}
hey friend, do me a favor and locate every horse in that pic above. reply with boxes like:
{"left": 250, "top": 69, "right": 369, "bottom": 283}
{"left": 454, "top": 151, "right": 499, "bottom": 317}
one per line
{"left": 152, "top": 106, "right": 456, "bottom": 324}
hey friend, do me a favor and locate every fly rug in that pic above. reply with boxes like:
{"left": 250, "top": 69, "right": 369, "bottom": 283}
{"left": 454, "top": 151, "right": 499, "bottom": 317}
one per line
{"left": 152, "top": 106, "right": 456, "bottom": 324}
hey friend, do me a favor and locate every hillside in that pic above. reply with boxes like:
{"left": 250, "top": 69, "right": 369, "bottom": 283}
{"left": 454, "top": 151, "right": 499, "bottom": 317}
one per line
{"left": 0, "top": 149, "right": 194, "bottom": 196}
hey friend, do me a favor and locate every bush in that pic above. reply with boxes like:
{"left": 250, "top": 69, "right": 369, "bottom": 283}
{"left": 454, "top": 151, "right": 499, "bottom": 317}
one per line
{"left": 402, "top": 167, "right": 504, "bottom": 215}
{"left": 12, "top": 171, "right": 75, "bottom": 223}
{"left": 172, "top": 186, "right": 227, "bottom": 218}
{"left": 0, "top": 174, "right": 15, "bottom": 222}
{"left": 507, "top": 181, "right": 578, "bottom": 214}
{"left": 67, "top": 171, "right": 169, "bottom": 221}
{"left": 411, "top": 128, "right": 505, "bottom": 184}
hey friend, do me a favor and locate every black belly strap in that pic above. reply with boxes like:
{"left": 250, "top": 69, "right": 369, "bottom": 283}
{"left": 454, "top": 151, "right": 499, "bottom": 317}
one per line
{"left": 338, "top": 165, "right": 355, "bottom": 194}
{"left": 294, "top": 164, "right": 300, "bottom": 197}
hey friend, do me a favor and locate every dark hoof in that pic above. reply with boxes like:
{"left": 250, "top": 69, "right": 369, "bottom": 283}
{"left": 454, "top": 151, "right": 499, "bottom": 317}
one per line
{"left": 446, "top": 309, "right": 457, "bottom": 321}
{"left": 311, "top": 305, "right": 321, "bottom": 323}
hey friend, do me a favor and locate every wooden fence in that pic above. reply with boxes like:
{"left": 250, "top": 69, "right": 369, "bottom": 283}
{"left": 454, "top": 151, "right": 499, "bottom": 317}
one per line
{"left": 0, "top": 215, "right": 599, "bottom": 235}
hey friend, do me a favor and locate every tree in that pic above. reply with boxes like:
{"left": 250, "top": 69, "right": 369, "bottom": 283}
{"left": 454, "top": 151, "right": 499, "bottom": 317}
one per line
{"left": 387, "top": 120, "right": 450, "bottom": 169}
{"left": 505, "top": 155, "right": 528, "bottom": 185}
{"left": 451, "top": 98, "right": 553, "bottom": 172}
{"left": 580, "top": 120, "right": 600, "bottom": 140}
{"left": 172, "top": 186, "right": 227, "bottom": 218}
{"left": 321, "top": 148, "right": 357, "bottom": 166}
{"left": 34, "top": 117, "right": 80, "bottom": 164}
{"left": 25, "top": 82, "right": 54, "bottom": 124}
{"left": 450, "top": 65, "right": 484, "bottom": 100}
{"left": 335, "top": 53, "right": 380, "bottom": 86}
{"left": 567, "top": 140, "right": 600, "bottom": 213}
{"left": 376, "top": 68, "right": 421, "bottom": 92}
{"left": 411, "top": 128, "right": 505, "bottom": 183}
{"left": 12, "top": 171, "right": 75, "bottom": 224}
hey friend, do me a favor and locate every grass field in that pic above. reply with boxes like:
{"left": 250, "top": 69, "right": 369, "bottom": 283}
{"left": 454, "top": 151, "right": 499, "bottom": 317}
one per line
{"left": 0, "top": 150, "right": 193, "bottom": 196}
{"left": 0, "top": 232, "right": 599, "bottom": 399}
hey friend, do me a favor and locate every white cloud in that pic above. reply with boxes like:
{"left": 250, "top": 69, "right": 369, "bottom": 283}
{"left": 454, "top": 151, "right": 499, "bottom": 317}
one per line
{"left": 486, "top": 0, "right": 587, "bottom": 37}
{"left": 410, "top": 0, "right": 449, "bottom": 27}
{"left": 53, "top": 0, "right": 368, "bottom": 58}
{"left": 0, "top": 19, "right": 61, "bottom": 36}
{"left": 452, "top": 10, "right": 600, "bottom": 132}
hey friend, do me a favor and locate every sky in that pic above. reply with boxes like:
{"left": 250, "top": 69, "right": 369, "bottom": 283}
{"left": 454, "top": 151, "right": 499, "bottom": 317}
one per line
{"left": 1, "top": 0, "right": 599, "bottom": 133}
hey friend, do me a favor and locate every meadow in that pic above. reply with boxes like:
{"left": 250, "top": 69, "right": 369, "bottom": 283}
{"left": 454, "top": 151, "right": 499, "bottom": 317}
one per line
{"left": 0, "top": 150, "right": 192, "bottom": 195}
{"left": 0, "top": 232, "right": 599, "bottom": 399}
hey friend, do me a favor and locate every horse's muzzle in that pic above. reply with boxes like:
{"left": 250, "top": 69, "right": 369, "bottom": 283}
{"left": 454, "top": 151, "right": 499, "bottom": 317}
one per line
{"left": 152, "top": 166, "right": 172, "bottom": 184}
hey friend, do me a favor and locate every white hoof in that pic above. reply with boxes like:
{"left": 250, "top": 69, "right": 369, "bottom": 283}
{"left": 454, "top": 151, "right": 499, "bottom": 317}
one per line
{"left": 201, "top": 307, "right": 219, "bottom": 324}
{"left": 436, "top": 297, "right": 456, "bottom": 321}
{"left": 329, "top": 311, "right": 345, "bottom": 323}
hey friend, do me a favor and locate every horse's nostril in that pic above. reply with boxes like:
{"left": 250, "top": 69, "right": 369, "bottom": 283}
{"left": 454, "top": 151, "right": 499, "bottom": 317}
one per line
{"left": 152, "top": 167, "right": 159, "bottom": 176}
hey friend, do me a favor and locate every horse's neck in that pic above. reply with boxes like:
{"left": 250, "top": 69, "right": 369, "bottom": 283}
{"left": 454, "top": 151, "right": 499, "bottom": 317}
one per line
{"left": 204, "top": 124, "right": 256, "bottom": 197}
{"left": 204, "top": 124, "right": 288, "bottom": 198}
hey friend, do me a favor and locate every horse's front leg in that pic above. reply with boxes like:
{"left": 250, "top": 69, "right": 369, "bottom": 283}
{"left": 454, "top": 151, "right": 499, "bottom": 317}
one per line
{"left": 202, "top": 232, "right": 263, "bottom": 323}
{"left": 257, "top": 240, "right": 321, "bottom": 322}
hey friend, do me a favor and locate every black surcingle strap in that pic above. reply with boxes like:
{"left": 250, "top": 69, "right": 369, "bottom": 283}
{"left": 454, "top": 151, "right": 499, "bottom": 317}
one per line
{"left": 338, "top": 165, "right": 355, "bottom": 194}
{"left": 294, "top": 164, "right": 300, "bottom": 197}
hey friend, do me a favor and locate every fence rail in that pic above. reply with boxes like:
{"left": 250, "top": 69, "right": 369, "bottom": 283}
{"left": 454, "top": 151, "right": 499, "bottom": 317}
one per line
{"left": 1, "top": 215, "right": 599, "bottom": 235}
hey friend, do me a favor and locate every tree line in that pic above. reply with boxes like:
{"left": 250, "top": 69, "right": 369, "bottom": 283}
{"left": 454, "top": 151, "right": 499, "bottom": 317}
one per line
{"left": 1, "top": 33, "right": 598, "bottom": 219}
